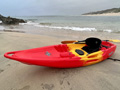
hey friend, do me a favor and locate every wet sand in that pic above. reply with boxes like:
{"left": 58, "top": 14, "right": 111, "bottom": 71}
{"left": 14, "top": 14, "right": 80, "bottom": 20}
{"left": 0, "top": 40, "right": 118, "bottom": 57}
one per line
{"left": 0, "top": 31, "right": 120, "bottom": 90}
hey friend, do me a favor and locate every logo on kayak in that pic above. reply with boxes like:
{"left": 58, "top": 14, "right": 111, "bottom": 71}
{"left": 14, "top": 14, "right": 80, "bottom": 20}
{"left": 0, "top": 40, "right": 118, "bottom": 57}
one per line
{"left": 45, "top": 51, "right": 51, "bottom": 56}
{"left": 109, "top": 51, "right": 113, "bottom": 56}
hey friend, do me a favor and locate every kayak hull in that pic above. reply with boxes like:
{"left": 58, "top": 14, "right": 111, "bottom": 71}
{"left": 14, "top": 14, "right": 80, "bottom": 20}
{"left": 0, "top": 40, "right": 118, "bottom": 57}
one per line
{"left": 4, "top": 41, "right": 116, "bottom": 68}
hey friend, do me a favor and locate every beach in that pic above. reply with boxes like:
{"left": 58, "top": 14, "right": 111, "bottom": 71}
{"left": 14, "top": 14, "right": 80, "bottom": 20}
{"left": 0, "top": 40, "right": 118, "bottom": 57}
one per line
{"left": 0, "top": 28, "right": 120, "bottom": 90}
{"left": 82, "top": 12, "right": 120, "bottom": 16}
{"left": 1, "top": 0, "right": 120, "bottom": 89}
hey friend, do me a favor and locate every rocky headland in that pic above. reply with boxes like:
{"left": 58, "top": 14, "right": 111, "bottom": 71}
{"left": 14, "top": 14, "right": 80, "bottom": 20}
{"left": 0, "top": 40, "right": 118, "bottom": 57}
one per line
{"left": 0, "top": 14, "right": 26, "bottom": 25}
{"left": 82, "top": 8, "right": 120, "bottom": 16}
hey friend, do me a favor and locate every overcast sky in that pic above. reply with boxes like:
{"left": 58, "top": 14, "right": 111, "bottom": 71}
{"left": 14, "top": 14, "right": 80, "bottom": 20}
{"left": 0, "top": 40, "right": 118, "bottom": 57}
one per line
{"left": 0, "top": 0, "right": 120, "bottom": 16}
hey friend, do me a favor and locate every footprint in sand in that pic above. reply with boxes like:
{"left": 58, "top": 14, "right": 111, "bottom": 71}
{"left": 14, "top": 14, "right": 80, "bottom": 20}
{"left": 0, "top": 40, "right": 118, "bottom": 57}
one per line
{"left": 0, "top": 69, "right": 4, "bottom": 73}
{"left": 41, "top": 83, "right": 54, "bottom": 90}
{"left": 19, "top": 85, "right": 30, "bottom": 90}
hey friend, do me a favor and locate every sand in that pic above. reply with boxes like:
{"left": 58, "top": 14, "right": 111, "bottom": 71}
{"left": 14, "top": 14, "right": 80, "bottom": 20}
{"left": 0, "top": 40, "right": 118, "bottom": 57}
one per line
{"left": 83, "top": 12, "right": 120, "bottom": 16}
{"left": 0, "top": 31, "right": 120, "bottom": 90}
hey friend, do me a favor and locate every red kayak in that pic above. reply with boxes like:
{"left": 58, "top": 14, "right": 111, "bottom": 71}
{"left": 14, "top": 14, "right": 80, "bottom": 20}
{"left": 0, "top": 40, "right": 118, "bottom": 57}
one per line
{"left": 4, "top": 38, "right": 116, "bottom": 68}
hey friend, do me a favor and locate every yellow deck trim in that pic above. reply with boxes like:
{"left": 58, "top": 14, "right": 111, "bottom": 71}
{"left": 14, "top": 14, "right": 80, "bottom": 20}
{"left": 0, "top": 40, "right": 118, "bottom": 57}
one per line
{"left": 67, "top": 44, "right": 103, "bottom": 66}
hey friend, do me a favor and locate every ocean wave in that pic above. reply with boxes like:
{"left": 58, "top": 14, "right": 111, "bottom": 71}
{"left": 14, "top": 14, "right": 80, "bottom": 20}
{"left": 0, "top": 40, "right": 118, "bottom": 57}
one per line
{"left": 34, "top": 25, "right": 97, "bottom": 32}
{"left": 19, "top": 21, "right": 39, "bottom": 25}
{"left": 0, "top": 21, "right": 2, "bottom": 24}
{"left": 40, "top": 23, "right": 52, "bottom": 26}
{"left": 20, "top": 21, "right": 97, "bottom": 32}
{"left": 19, "top": 21, "right": 117, "bottom": 33}
{"left": 103, "top": 29, "right": 112, "bottom": 33}
{"left": 50, "top": 26, "right": 97, "bottom": 31}
{"left": 0, "top": 26, "right": 5, "bottom": 30}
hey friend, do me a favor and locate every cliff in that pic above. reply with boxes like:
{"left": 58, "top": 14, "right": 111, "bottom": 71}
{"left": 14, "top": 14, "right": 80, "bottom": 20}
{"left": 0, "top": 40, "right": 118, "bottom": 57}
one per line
{"left": 82, "top": 8, "right": 120, "bottom": 15}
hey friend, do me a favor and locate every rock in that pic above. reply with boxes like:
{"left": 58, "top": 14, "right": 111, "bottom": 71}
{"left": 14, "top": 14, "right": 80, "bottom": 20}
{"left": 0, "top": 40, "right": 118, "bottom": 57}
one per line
{"left": 0, "top": 14, "right": 26, "bottom": 25}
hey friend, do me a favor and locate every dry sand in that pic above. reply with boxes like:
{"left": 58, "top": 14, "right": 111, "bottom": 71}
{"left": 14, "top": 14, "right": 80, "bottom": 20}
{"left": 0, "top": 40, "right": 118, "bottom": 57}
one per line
{"left": 0, "top": 31, "right": 120, "bottom": 90}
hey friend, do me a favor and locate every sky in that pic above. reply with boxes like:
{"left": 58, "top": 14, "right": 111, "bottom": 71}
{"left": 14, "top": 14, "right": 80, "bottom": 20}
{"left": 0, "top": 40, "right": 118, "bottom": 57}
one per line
{"left": 0, "top": 0, "right": 120, "bottom": 16}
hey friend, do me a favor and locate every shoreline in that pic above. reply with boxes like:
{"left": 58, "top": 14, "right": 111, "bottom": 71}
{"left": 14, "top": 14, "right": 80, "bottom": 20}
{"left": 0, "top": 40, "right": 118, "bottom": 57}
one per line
{"left": 2, "top": 26, "right": 120, "bottom": 40}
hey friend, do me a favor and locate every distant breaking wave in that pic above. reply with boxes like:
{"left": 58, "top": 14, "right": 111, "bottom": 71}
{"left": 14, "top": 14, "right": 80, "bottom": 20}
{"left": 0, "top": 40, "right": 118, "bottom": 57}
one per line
{"left": 0, "top": 26, "right": 5, "bottom": 30}
{"left": 19, "top": 21, "right": 114, "bottom": 33}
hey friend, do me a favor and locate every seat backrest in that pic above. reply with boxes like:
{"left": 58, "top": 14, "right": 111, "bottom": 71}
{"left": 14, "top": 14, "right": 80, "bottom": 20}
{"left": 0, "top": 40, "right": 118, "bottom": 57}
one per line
{"left": 82, "top": 37, "right": 102, "bottom": 54}
{"left": 85, "top": 37, "right": 101, "bottom": 48}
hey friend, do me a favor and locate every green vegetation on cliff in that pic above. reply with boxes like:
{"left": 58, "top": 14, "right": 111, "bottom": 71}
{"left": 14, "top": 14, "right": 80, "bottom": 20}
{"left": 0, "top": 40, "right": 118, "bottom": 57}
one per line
{"left": 83, "top": 8, "right": 120, "bottom": 15}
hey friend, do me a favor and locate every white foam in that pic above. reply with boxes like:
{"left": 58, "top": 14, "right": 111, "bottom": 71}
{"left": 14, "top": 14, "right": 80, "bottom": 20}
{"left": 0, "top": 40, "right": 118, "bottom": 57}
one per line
{"left": 0, "top": 21, "right": 2, "bottom": 24}
{"left": 70, "top": 27, "right": 97, "bottom": 31}
{"left": 0, "top": 26, "right": 5, "bottom": 30}
{"left": 103, "top": 29, "right": 112, "bottom": 33}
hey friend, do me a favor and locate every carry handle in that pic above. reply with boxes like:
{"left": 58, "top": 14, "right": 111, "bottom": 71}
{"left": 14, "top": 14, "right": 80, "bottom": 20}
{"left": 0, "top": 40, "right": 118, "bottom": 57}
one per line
{"left": 4, "top": 51, "right": 19, "bottom": 59}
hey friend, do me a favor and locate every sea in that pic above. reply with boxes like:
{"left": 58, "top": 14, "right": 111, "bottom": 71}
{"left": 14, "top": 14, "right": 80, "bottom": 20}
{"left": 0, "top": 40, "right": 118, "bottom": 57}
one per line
{"left": 0, "top": 16, "right": 120, "bottom": 33}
